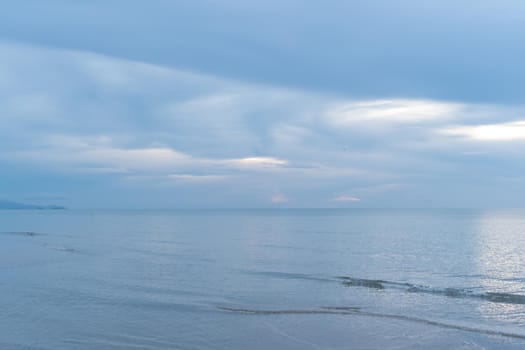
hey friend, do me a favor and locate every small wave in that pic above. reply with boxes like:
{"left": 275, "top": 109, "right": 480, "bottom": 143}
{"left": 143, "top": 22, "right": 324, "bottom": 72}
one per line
{"left": 64, "top": 333, "right": 179, "bottom": 350}
{"left": 0, "top": 231, "right": 41, "bottom": 237}
{"left": 218, "top": 306, "right": 352, "bottom": 315}
{"left": 339, "top": 277, "right": 388, "bottom": 289}
{"left": 245, "top": 271, "right": 332, "bottom": 283}
{"left": 0, "top": 342, "right": 53, "bottom": 350}
{"left": 339, "top": 276, "right": 525, "bottom": 305}
{"left": 50, "top": 246, "right": 81, "bottom": 254}
{"left": 219, "top": 307, "right": 525, "bottom": 340}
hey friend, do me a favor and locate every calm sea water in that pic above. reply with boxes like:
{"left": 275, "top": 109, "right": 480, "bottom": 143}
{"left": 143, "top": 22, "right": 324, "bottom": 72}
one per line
{"left": 2, "top": 209, "right": 525, "bottom": 349}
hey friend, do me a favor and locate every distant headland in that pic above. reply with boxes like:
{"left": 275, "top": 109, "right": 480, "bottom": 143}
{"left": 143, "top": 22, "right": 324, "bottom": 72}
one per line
{"left": 0, "top": 200, "right": 66, "bottom": 210}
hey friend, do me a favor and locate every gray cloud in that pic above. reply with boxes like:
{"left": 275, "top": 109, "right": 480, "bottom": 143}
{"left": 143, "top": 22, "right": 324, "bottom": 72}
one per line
{"left": 2, "top": 1, "right": 525, "bottom": 103}
{"left": 2, "top": 41, "right": 525, "bottom": 208}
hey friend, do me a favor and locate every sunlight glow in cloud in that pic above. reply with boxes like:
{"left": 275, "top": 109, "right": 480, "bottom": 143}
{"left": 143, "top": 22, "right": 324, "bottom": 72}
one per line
{"left": 326, "top": 99, "right": 461, "bottom": 126}
{"left": 5, "top": 135, "right": 291, "bottom": 176}
{"left": 227, "top": 157, "right": 288, "bottom": 168}
{"left": 333, "top": 195, "right": 361, "bottom": 202}
{"left": 271, "top": 194, "right": 288, "bottom": 203}
{"left": 168, "top": 174, "right": 228, "bottom": 182}
{"left": 443, "top": 121, "right": 525, "bottom": 141}
{"left": 4, "top": 40, "right": 525, "bottom": 208}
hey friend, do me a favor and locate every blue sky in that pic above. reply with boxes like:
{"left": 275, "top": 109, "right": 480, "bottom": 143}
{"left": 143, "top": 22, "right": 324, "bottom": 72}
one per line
{"left": 2, "top": 1, "right": 525, "bottom": 209}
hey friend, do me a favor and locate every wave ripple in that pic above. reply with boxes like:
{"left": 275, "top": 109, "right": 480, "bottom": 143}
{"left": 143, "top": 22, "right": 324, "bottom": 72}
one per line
{"left": 339, "top": 276, "right": 525, "bottom": 305}
{"left": 219, "top": 306, "right": 525, "bottom": 340}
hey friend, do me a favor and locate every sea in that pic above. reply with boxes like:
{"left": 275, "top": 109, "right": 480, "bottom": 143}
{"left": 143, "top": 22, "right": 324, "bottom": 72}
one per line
{"left": 2, "top": 209, "right": 525, "bottom": 349}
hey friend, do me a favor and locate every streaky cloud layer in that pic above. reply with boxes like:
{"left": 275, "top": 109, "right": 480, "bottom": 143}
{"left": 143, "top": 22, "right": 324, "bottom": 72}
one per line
{"left": 1, "top": 41, "right": 525, "bottom": 208}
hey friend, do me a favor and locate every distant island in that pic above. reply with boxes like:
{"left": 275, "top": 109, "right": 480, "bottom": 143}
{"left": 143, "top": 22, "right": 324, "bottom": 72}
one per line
{"left": 0, "top": 200, "right": 66, "bottom": 210}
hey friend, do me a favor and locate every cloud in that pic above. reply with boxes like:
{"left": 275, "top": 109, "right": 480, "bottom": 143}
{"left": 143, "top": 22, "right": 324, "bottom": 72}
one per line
{"left": 271, "top": 194, "right": 288, "bottom": 203}
{"left": 442, "top": 120, "right": 525, "bottom": 141}
{"left": 333, "top": 195, "right": 361, "bottom": 202}
{"left": 5, "top": 135, "right": 290, "bottom": 175}
{"left": 325, "top": 99, "right": 462, "bottom": 127}
{"left": 225, "top": 157, "right": 288, "bottom": 169}
{"left": 3, "top": 1, "right": 525, "bottom": 103}
{"left": 168, "top": 174, "right": 228, "bottom": 182}
{"left": 352, "top": 183, "right": 404, "bottom": 195}
{"left": 3, "top": 41, "right": 525, "bottom": 208}
{"left": 75, "top": 167, "right": 130, "bottom": 174}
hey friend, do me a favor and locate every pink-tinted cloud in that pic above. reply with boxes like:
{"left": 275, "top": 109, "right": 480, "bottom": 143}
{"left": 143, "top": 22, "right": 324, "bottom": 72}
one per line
{"left": 271, "top": 194, "right": 288, "bottom": 203}
{"left": 333, "top": 195, "right": 361, "bottom": 202}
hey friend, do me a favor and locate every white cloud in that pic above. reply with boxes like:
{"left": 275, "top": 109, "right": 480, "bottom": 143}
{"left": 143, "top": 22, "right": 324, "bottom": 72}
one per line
{"left": 325, "top": 99, "right": 462, "bottom": 127}
{"left": 225, "top": 157, "right": 288, "bottom": 169}
{"left": 271, "top": 194, "right": 288, "bottom": 203}
{"left": 3, "top": 134, "right": 290, "bottom": 175}
{"left": 4, "top": 41, "right": 525, "bottom": 207}
{"left": 443, "top": 120, "right": 525, "bottom": 141}
{"left": 333, "top": 195, "right": 361, "bottom": 202}
{"left": 168, "top": 174, "right": 228, "bottom": 182}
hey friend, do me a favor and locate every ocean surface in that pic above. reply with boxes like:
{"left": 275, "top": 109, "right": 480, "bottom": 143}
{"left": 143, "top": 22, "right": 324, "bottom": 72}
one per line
{"left": 3, "top": 209, "right": 525, "bottom": 349}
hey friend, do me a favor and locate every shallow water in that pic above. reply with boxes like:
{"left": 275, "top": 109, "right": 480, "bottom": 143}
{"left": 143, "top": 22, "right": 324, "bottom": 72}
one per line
{"left": 2, "top": 209, "right": 525, "bottom": 349}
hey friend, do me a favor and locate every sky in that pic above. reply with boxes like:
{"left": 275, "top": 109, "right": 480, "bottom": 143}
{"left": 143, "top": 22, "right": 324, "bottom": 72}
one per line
{"left": 2, "top": 0, "right": 525, "bottom": 209}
